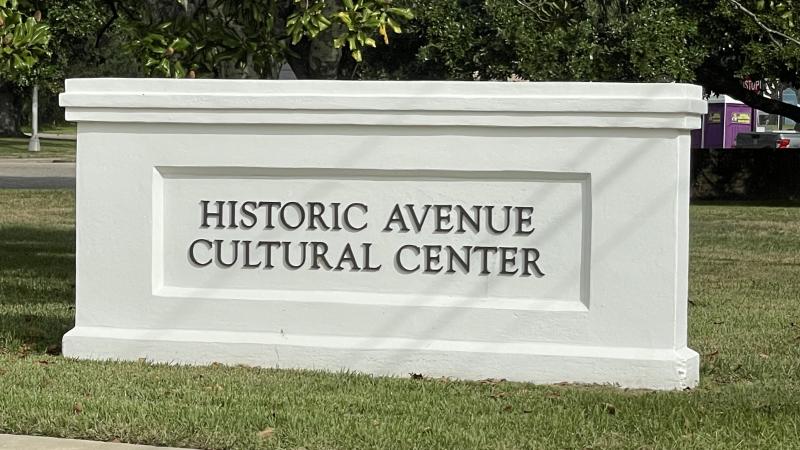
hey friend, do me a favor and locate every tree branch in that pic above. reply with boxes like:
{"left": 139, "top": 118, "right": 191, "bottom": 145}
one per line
{"left": 95, "top": 0, "right": 119, "bottom": 49}
{"left": 514, "top": 0, "right": 539, "bottom": 15}
{"left": 513, "top": 0, "right": 567, "bottom": 24}
{"left": 728, "top": 0, "right": 800, "bottom": 47}
{"left": 696, "top": 61, "right": 800, "bottom": 124}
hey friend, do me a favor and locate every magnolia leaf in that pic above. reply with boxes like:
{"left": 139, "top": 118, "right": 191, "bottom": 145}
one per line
{"left": 336, "top": 11, "right": 352, "bottom": 26}
{"left": 333, "top": 35, "right": 346, "bottom": 48}
{"left": 386, "top": 17, "right": 402, "bottom": 33}
{"left": 379, "top": 24, "right": 388, "bottom": 44}
{"left": 291, "top": 31, "right": 302, "bottom": 45}
{"left": 388, "top": 7, "right": 414, "bottom": 20}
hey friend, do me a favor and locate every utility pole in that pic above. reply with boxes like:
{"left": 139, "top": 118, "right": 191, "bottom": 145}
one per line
{"left": 28, "top": 85, "right": 40, "bottom": 152}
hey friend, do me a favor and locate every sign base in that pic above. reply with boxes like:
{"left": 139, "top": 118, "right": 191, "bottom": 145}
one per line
{"left": 64, "top": 326, "right": 699, "bottom": 389}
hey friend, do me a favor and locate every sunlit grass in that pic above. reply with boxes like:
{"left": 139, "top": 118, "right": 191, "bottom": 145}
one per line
{"left": 0, "top": 137, "right": 75, "bottom": 160}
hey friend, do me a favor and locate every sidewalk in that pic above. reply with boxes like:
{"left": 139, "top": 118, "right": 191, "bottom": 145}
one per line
{"left": 0, "top": 435, "right": 197, "bottom": 450}
{"left": 23, "top": 132, "right": 77, "bottom": 141}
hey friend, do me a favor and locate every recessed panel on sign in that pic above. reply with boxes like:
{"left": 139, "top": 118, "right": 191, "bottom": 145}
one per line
{"left": 155, "top": 167, "right": 590, "bottom": 307}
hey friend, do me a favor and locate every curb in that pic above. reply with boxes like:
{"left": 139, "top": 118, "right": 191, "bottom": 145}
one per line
{"left": 0, "top": 434, "right": 198, "bottom": 450}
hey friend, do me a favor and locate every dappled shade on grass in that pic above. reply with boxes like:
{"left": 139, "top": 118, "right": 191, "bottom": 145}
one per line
{"left": 0, "top": 191, "right": 74, "bottom": 354}
{"left": 0, "top": 190, "right": 799, "bottom": 449}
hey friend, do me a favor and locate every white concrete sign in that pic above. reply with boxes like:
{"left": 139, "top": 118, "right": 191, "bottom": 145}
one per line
{"left": 60, "top": 79, "right": 705, "bottom": 389}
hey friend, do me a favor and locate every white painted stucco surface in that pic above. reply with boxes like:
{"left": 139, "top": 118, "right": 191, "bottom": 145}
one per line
{"left": 60, "top": 79, "right": 705, "bottom": 389}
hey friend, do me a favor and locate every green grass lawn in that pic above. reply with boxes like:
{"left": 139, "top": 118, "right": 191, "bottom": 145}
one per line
{"left": 1, "top": 190, "right": 799, "bottom": 449}
{"left": 0, "top": 137, "right": 76, "bottom": 160}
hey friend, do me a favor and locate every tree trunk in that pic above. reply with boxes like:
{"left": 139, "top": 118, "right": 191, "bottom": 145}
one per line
{"left": 287, "top": 0, "right": 344, "bottom": 79}
{"left": 0, "top": 84, "right": 21, "bottom": 137}
{"left": 696, "top": 62, "right": 800, "bottom": 124}
{"left": 142, "top": 0, "right": 186, "bottom": 21}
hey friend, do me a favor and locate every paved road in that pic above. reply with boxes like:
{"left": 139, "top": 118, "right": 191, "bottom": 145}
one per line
{"left": 0, "top": 159, "right": 75, "bottom": 189}
{"left": 0, "top": 434, "right": 196, "bottom": 449}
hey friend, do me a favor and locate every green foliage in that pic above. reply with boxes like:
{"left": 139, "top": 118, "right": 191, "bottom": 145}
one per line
{"left": 362, "top": 0, "right": 704, "bottom": 82}
{"left": 42, "top": 0, "right": 136, "bottom": 80}
{"left": 688, "top": 0, "right": 800, "bottom": 81}
{"left": 359, "top": 0, "right": 800, "bottom": 120}
{"left": 125, "top": 0, "right": 413, "bottom": 78}
{"left": 488, "top": 0, "right": 704, "bottom": 82}
{"left": 359, "top": 0, "right": 518, "bottom": 80}
{"left": 1, "top": 0, "right": 139, "bottom": 128}
{"left": 0, "top": 0, "right": 50, "bottom": 84}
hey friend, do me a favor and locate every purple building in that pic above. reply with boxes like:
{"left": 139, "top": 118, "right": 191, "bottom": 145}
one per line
{"left": 691, "top": 95, "right": 755, "bottom": 149}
